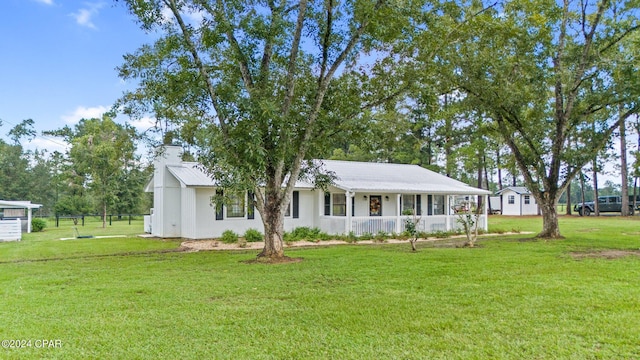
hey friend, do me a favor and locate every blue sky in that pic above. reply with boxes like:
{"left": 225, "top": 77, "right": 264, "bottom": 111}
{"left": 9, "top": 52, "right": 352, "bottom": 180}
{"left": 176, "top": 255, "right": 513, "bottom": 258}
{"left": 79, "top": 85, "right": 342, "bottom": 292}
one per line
{"left": 0, "top": 0, "right": 155, "bottom": 151}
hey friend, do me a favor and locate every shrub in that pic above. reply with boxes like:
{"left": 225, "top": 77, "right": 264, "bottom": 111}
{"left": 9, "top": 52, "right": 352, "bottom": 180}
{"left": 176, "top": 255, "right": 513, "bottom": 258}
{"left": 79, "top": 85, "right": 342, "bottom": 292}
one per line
{"left": 244, "top": 228, "right": 263, "bottom": 242}
{"left": 284, "top": 227, "right": 330, "bottom": 242}
{"left": 237, "top": 238, "right": 247, "bottom": 248}
{"left": 374, "top": 231, "right": 387, "bottom": 242}
{"left": 221, "top": 230, "right": 238, "bottom": 244}
{"left": 359, "top": 232, "right": 373, "bottom": 241}
{"left": 31, "top": 218, "right": 47, "bottom": 232}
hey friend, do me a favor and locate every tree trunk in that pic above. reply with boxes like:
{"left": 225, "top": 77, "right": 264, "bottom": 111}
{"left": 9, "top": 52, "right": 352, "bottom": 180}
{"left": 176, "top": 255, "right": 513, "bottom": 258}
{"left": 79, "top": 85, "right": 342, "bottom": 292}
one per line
{"left": 496, "top": 147, "right": 503, "bottom": 190}
{"left": 620, "top": 107, "right": 629, "bottom": 216}
{"left": 566, "top": 180, "right": 572, "bottom": 215}
{"left": 102, "top": 201, "right": 107, "bottom": 229}
{"left": 580, "top": 171, "right": 586, "bottom": 215}
{"left": 537, "top": 198, "right": 562, "bottom": 238}
{"left": 592, "top": 159, "right": 599, "bottom": 216}
{"left": 258, "top": 185, "right": 286, "bottom": 259}
{"left": 477, "top": 150, "right": 484, "bottom": 210}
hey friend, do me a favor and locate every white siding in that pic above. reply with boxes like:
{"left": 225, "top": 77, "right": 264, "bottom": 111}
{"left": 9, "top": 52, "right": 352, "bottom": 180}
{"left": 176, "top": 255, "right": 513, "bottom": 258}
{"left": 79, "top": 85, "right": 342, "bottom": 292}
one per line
{"left": 500, "top": 190, "right": 539, "bottom": 216}
{"left": 181, "top": 188, "right": 197, "bottom": 239}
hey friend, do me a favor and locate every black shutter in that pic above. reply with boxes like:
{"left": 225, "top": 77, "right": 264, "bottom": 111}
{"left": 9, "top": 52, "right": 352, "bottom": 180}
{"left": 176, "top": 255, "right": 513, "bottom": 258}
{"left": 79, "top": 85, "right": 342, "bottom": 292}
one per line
{"left": 416, "top": 195, "right": 422, "bottom": 215}
{"left": 427, "top": 195, "right": 433, "bottom": 216}
{"left": 247, "top": 191, "right": 255, "bottom": 219}
{"left": 324, "top": 192, "right": 331, "bottom": 216}
{"left": 215, "top": 189, "right": 224, "bottom": 220}
{"left": 351, "top": 196, "right": 355, "bottom": 216}
{"left": 292, "top": 191, "right": 299, "bottom": 219}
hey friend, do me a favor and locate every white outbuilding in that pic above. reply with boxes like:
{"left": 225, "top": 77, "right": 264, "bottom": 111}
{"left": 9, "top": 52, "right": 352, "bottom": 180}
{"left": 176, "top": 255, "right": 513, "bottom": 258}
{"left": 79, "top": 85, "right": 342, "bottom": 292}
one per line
{"left": 495, "top": 187, "right": 539, "bottom": 216}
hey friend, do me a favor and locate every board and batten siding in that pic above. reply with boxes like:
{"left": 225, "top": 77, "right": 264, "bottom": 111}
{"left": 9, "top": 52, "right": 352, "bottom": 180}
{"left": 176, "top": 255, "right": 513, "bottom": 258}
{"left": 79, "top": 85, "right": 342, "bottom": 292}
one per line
{"left": 0, "top": 219, "right": 21, "bottom": 241}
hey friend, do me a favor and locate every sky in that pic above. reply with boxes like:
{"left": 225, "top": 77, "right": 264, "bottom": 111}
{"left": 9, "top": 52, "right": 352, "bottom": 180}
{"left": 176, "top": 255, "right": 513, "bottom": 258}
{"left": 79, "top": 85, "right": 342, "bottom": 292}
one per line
{"left": 0, "top": 0, "right": 155, "bottom": 152}
{"left": 0, "top": 0, "right": 632, "bottom": 186}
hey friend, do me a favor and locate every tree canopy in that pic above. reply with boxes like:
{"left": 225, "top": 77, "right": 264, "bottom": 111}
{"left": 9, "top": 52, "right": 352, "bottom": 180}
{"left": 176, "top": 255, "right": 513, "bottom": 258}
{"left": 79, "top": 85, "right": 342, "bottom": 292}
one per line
{"left": 117, "top": 0, "right": 422, "bottom": 258}
{"left": 425, "top": 0, "right": 640, "bottom": 237}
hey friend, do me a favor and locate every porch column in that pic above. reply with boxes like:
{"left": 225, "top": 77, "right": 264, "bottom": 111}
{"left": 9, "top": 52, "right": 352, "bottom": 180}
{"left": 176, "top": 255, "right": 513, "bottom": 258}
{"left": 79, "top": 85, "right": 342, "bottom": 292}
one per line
{"left": 483, "top": 194, "right": 489, "bottom": 231}
{"left": 345, "top": 191, "right": 352, "bottom": 234}
{"left": 396, "top": 194, "right": 402, "bottom": 233}
{"left": 445, "top": 195, "right": 452, "bottom": 231}
{"left": 27, "top": 208, "right": 32, "bottom": 233}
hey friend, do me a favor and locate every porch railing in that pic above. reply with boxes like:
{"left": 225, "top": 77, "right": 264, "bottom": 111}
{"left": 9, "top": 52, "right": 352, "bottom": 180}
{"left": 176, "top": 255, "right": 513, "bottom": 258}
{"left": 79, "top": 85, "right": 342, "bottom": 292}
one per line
{"left": 319, "top": 215, "right": 487, "bottom": 237}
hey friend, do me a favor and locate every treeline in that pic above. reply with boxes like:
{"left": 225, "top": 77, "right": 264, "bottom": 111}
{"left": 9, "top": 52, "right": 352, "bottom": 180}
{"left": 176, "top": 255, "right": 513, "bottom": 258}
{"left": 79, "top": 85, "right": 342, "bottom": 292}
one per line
{"left": 0, "top": 118, "right": 151, "bottom": 224}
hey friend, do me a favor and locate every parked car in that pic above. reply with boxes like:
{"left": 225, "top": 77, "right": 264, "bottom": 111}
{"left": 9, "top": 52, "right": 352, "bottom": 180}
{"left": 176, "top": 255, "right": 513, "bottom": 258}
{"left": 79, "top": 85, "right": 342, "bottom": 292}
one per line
{"left": 574, "top": 195, "right": 639, "bottom": 216}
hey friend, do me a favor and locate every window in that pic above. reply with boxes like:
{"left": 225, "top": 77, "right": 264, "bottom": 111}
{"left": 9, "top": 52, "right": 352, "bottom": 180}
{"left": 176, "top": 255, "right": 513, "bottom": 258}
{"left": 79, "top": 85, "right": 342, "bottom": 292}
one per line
{"left": 227, "top": 193, "right": 245, "bottom": 218}
{"left": 333, "top": 194, "right": 346, "bottom": 216}
{"left": 524, "top": 195, "right": 530, "bottom": 205}
{"left": 608, "top": 197, "right": 618, "bottom": 204}
{"left": 508, "top": 195, "right": 515, "bottom": 204}
{"left": 402, "top": 194, "right": 415, "bottom": 215}
{"left": 433, "top": 195, "right": 445, "bottom": 215}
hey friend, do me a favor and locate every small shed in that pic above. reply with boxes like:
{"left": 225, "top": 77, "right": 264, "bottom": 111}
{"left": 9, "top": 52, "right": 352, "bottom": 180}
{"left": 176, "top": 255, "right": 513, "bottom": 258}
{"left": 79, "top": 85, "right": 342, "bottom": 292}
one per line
{"left": 495, "top": 187, "right": 539, "bottom": 216}
{"left": 0, "top": 200, "right": 43, "bottom": 237}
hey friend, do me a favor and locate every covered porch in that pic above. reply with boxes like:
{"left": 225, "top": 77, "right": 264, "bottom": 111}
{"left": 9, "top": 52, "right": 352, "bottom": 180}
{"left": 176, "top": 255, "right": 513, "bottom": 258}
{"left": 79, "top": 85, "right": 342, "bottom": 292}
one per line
{"left": 318, "top": 191, "right": 489, "bottom": 236}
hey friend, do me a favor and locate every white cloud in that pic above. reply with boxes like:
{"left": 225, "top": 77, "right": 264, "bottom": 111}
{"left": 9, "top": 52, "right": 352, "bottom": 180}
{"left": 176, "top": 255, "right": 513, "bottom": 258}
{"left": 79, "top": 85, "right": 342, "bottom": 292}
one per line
{"left": 128, "top": 116, "right": 157, "bottom": 133}
{"left": 160, "top": 5, "right": 205, "bottom": 25}
{"left": 70, "top": 3, "right": 104, "bottom": 29}
{"left": 61, "top": 105, "right": 108, "bottom": 125}
{"left": 34, "top": 0, "right": 55, "bottom": 5}
{"left": 26, "top": 137, "right": 70, "bottom": 155}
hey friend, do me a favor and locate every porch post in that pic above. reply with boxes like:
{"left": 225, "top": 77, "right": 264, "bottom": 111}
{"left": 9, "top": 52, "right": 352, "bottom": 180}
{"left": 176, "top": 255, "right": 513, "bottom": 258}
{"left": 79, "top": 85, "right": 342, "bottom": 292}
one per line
{"left": 346, "top": 191, "right": 352, "bottom": 234}
{"left": 483, "top": 194, "right": 489, "bottom": 231}
{"left": 445, "top": 195, "right": 451, "bottom": 231}
{"left": 27, "top": 208, "right": 32, "bottom": 233}
{"left": 396, "top": 194, "right": 402, "bottom": 234}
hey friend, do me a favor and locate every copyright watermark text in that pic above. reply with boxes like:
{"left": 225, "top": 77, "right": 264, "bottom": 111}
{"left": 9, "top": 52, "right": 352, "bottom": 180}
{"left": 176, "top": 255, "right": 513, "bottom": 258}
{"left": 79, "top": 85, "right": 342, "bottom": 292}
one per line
{"left": 2, "top": 339, "right": 62, "bottom": 349}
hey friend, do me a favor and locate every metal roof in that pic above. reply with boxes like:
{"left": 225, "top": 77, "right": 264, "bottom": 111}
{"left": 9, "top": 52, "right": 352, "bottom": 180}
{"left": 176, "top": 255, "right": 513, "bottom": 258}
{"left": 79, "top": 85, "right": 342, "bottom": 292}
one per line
{"left": 496, "top": 186, "right": 531, "bottom": 195}
{"left": 167, "top": 163, "right": 217, "bottom": 187}
{"left": 319, "top": 160, "right": 491, "bottom": 195}
{"left": 0, "top": 200, "right": 43, "bottom": 209}
{"left": 159, "top": 160, "right": 490, "bottom": 195}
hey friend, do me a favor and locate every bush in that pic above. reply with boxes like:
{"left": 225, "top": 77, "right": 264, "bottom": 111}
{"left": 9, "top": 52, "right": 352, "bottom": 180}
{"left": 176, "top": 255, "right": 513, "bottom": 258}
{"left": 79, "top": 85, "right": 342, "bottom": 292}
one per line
{"left": 359, "top": 232, "right": 373, "bottom": 241}
{"left": 31, "top": 218, "right": 47, "bottom": 232}
{"left": 244, "top": 228, "right": 263, "bottom": 242}
{"left": 284, "top": 227, "right": 330, "bottom": 242}
{"left": 221, "top": 230, "right": 238, "bottom": 244}
{"left": 374, "top": 231, "right": 387, "bottom": 242}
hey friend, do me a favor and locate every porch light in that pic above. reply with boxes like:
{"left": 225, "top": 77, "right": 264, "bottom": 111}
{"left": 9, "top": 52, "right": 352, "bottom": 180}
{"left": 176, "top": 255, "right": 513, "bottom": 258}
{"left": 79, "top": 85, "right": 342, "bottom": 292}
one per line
{"left": 385, "top": 196, "right": 389, "bottom": 201}
{"left": 363, "top": 195, "right": 368, "bottom": 200}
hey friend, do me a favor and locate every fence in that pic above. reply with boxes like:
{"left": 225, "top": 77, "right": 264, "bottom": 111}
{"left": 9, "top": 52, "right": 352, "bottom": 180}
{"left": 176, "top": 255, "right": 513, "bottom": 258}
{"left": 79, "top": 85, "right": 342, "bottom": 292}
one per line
{"left": 53, "top": 214, "right": 150, "bottom": 227}
{"left": 0, "top": 219, "right": 22, "bottom": 241}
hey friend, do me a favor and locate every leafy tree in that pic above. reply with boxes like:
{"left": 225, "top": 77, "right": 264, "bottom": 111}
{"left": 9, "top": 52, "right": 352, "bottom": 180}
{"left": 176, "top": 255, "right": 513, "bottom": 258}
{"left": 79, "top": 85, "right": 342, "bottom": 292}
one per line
{"left": 429, "top": 0, "right": 640, "bottom": 237}
{"left": 0, "top": 139, "right": 30, "bottom": 201}
{"left": 47, "top": 117, "right": 138, "bottom": 227}
{"left": 117, "top": 0, "right": 419, "bottom": 259}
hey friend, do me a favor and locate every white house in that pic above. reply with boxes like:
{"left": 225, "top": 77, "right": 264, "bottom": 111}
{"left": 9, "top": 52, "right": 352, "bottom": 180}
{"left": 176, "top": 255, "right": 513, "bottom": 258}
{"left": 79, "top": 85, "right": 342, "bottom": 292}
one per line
{"left": 496, "top": 187, "right": 539, "bottom": 216}
{"left": 0, "top": 200, "right": 43, "bottom": 241}
{"left": 145, "top": 146, "right": 491, "bottom": 239}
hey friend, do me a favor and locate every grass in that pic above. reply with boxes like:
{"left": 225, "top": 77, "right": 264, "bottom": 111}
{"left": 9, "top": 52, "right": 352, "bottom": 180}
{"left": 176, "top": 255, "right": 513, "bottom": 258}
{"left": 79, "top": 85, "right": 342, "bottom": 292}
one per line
{"left": 1, "top": 216, "right": 640, "bottom": 358}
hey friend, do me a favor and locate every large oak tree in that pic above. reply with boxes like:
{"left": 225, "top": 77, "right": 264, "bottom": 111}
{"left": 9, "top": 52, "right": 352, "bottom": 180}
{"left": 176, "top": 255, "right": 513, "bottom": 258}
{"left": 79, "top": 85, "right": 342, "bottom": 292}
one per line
{"left": 428, "top": 0, "right": 640, "bottom": 237}
{"left": 117, "top": 0, "right": 421, "bottom": 258}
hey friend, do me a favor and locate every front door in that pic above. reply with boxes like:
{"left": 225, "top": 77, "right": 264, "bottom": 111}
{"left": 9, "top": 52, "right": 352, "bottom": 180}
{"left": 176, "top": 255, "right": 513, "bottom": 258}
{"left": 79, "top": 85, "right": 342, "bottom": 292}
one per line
{"left": 369, "top": 195, "right": 382, "bottom": 216}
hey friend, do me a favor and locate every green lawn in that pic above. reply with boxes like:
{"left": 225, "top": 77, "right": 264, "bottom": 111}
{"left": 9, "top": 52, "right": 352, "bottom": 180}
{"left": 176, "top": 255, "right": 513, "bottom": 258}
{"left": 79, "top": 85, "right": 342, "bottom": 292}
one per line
{"left": 1, "top": 216, "right": 639, "bottom": 359}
